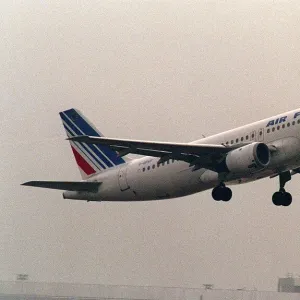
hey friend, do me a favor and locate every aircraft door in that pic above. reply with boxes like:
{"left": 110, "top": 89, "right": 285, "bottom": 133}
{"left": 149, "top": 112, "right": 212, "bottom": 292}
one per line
{"left": 118, "top": 167, "right": 130, "bottom": 191}
{"left": 258, "top": 128, "right": 264, "bottom": 142}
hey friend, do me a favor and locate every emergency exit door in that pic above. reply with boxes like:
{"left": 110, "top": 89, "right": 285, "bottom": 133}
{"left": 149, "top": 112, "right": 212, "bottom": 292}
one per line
{"left": 258, "top": 128, "right": 264, "bottom": 142}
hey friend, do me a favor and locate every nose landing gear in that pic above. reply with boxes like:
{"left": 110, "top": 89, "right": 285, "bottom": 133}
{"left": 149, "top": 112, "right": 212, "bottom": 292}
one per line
{"left": 212, "top": 184, "right": 232, "bottom": 202}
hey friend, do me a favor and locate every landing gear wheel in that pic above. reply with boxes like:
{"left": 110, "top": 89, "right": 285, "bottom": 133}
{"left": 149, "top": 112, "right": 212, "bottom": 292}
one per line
{"left": 272, "top": 172, "right": 293, "bottom": 207}
{"left": 212, "top": 187, "right": 222, "bottom": 201}
{"left": 272, "top": 190, "right": 292, "bottom": 207}
{"left": 212, "top": 185, "right": 232, "bottom": 202}
{"left": 282, "top": 192, "right": 292, "bottom": 207}
{"left": 222, "top": 187, "right": 232, "bottom": 202}
{"left": 272, "top": 192, "right": 282, "bottom": 206}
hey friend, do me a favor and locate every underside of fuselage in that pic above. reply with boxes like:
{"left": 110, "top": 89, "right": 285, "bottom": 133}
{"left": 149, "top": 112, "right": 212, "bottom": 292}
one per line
{"left": 62, "top": 152, "right": 300, "bottom": 203}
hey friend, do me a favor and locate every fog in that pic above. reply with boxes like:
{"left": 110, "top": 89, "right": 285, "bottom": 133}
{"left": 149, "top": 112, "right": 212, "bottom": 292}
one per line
{"left": 1, "top": 1, "right": 300, "bottom": 291}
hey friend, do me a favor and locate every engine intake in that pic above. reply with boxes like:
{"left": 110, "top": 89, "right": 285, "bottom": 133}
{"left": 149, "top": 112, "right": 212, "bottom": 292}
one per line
{"left": 216, "top": 142, "right": 270, "bottom": 174}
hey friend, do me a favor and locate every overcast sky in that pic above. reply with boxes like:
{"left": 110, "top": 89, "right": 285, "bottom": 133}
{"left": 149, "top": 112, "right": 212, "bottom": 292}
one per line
{"left": 1, "top": 0, "right": 300, "bottom": 291}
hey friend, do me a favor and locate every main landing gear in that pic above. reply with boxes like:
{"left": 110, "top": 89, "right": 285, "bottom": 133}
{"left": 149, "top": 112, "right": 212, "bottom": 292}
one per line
{"left": 272, "top": 171, "right": 292, "bottom": 207}
{"left": 212, "top": 171, "right": 293, "bottom": 206}
{"left": 212, "top": 183, "right": 232, "bottom": 202}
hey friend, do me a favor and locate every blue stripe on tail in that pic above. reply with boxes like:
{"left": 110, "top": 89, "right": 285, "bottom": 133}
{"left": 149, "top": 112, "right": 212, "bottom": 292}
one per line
{"left": 60, "top": 113, "right": 111, "bottom": 168}
{"left": 59, "top": 108, "right": 125, "bottom": 167}
{"left": 62, "top": 123, "right": 106, "bottom": 170}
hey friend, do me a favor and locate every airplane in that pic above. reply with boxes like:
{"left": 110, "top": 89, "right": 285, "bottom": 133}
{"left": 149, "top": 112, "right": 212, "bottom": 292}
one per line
{"left": 22, "top": 108, "right": 300, "bottom": 207}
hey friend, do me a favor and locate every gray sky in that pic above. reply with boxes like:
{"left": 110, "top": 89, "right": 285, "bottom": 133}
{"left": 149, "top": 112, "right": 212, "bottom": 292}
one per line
{"left": 1, "top": 0, "right": 300, "bottom": 291}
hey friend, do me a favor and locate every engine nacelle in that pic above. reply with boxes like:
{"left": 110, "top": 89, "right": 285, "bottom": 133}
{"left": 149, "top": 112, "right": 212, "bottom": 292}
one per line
{"left": 217, "top": 142, "right": 270, "bottom": 174}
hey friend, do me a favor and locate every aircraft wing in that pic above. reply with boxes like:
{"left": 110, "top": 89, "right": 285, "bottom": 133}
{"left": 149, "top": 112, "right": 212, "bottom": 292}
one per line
{"left": 22, "top": 181, "right": 101, "bottom": 192}
{"left": 68, "top": 135, "right": 237, "bottom": 167}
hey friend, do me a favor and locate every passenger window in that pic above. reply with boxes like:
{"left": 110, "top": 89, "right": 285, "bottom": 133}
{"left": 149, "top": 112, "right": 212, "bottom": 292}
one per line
{"left": 231, "top": 140, "right": 234, "bottom": 144}
{"left": 282, "top": 124, "right": 285, "bottom": 129}
{"left": 267, "top": 129, "right": 270, "bottom": 133}
{"left": 292, "top": 121, "right": 295, "bottom": 125}
{"left": 272, "top": 127, "right": 275, "bottom": 132}
{"left": 241, "top": 137, "right": 244, "bottom": 142}
{"left": 287, "top": 123, "right": 290, "bottom": 127}
{"left": 251, "top": 133, "right": 254, "bottom": 138}
{"left": 143, "top": 168, "right": 145, "bottom": 172}
{"left": 298, "top": 119, "right": 300, "bottom": 124}
{"left": 152, "top": 164, "right": 155, "bottom": 169}
{"left": 277, "top": 126, "right": 280, "bottom": 130}
{"left": 246, "top": 135, "right": 249, "bottom": 140}
{"left": 226, "top": 141, "right": 229, "bottom": 145}
{"left": 147, "top": 166, "right": 150, "bottom": 170}
{"left": 157, "top": 162, "right": 160, "bottom": 167}
{"left": 236, "top": 138, "right": 239, "bottom": 143}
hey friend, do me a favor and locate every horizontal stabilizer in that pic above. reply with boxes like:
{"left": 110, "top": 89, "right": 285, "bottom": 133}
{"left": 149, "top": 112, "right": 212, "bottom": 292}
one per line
{"left": 22, "top": 181, "right": 101, "bottom": 192}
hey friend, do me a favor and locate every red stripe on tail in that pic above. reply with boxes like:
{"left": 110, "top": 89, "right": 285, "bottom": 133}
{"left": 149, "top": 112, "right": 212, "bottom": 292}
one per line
{"left": 71, "top": 146, "right": 96, "bottom": 175}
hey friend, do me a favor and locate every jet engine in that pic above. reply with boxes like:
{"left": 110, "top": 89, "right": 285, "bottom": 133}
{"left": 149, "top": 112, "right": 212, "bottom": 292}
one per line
{"left": 216, "top": 142, "right": 270, "bottom": 174}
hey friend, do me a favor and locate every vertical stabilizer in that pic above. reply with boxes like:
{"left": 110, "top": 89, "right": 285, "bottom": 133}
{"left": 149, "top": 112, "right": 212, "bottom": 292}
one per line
{"left": 59, "top": 108, "right": 125, "bottom": 179}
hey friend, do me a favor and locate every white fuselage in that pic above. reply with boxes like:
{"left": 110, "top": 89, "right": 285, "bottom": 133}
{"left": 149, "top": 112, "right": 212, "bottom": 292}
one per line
{"left": 63, "top": 109, "right": 300, "bottom": 202}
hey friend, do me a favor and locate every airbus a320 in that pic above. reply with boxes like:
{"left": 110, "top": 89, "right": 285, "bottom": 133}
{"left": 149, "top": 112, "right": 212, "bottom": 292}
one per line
{"left": 22, "top": 108, "right": 300, "bottom": 207}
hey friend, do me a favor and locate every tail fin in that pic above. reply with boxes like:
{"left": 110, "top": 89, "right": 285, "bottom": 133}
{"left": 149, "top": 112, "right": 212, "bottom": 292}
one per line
{"left": 59, "top": 108, "right": 125, "bottom": 179}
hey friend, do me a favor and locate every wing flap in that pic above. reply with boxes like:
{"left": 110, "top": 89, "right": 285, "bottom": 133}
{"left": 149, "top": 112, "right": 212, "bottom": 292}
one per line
{"left": 22, "top": 181, "right": 101, "bottom": 192}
